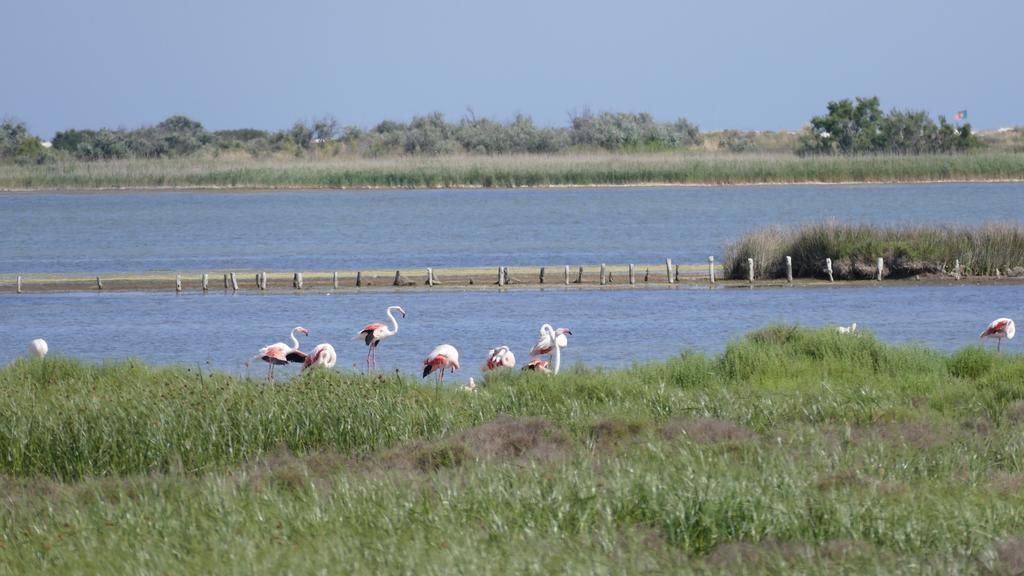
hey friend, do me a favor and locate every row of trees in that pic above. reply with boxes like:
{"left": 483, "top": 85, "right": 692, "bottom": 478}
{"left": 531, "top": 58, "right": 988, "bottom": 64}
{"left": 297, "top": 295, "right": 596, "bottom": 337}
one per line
{"left": 799, "top": 97, "right": 977, "bottom": 154}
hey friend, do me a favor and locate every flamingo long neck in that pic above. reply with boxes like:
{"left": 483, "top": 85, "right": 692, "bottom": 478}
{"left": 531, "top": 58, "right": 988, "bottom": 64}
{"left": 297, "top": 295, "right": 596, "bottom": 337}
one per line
{"left": 545, "top": 326, "right": 561, "bottom": 375}
{"left": 290, "top": 328, "right": 301, "bottom": 349}
{"left": 386, "top": 307, "right": 401, "bottom": 334}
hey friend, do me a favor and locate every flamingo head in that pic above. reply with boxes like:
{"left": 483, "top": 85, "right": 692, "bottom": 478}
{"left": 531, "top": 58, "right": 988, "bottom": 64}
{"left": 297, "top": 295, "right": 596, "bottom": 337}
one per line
{"left": 295, "top": 327, "right": 309, "bottom": 336}
{"left": 451, "top": 358, "right": 460, "bottom": 370}
{"left": 397, "top": 307, "right": 407, "bottom": 318}
{"left": 557, "top": 328, "right": 573, "bottom": 336}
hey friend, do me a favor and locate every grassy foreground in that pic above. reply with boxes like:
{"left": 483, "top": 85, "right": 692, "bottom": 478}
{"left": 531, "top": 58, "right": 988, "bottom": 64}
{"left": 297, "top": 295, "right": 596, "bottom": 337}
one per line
{"left": 725, "top": 221, "right": 1024, "bottom": 280}
{"left": 3, "top": 151, "right": 1024, "bottom": 190}
{"left": 4, "top": 327, "right": 1024, "bottom": 574}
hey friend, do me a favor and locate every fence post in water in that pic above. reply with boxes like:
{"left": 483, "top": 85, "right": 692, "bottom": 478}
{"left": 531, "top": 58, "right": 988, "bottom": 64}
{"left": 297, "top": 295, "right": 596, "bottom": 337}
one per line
{"left": 708, "top": 256, "right": 715, "bottom": 284}
{"left": 202, "top": 273, "right": 209, "bottom": 292}
{"left": 674, "top": 264, "right": 680, "bottom": 283}
{"left": 97, "top": 276, "right": 103, "bottom": 290}
{"left": 230, "top": 272, "right": 239, "bottom": 292}
{"left": 356, "top": 271, "right": 362, "bottom": 287}
{"left": 333, "top": 271, "right": 339, "bottom": 289}
{"left": 825, "top": 258, "right": 834, "bottom": 282}
{"left": 564, "top": 265, "right": 570, "bottom": 285}
{"left": 666, "top": 259, "right": 674, "bottom": 284}
{"left": 393, "top": 270, "right": 402, "bottom": 287}
{"left": 503, "top": 267, "right": 510, "bottom": 285}
{"left": 600, "top": 264, "right": 607, "bottom": 285}
{"left": 954, "top": 259, "right": 961, "bottom": 280}
{"left": 17, "top": 276, "right": 22, "bottom": 294}
{"left": 747, "top": 258, "right": 755, "bottom": 284}
{"left": 426, "top": 268, "right": 434, "bottom": 287}
{"left": 644, "top": 268, "right": 650, "bottom": 282}
{"left": 497, "top": 267, "right": 505, "bottom": 287}
{"left": 575, "top": 266, "right": 584, "bottom": 284}
{"left": 292, "top": 273, "right": 302, "bottom": 290}
{"left": 176, "top": 275, "right": 182, "bottom": 293}
{"left": 786, "top": 256, "right": 793, "bottom": 283}
{"left": 877, "top": 257, "right": 884, "bottom": 281}
{"left": 629, "top": 264, "right": 635, "bottom": 285}
{"left": 223, "top": 274, "right": 229, "bottom": 290}
{"left": 261, "top": 272, "right": 267, "bottom": 290}
{"left": 539, "top": 267, "right": 545, "bottom": 284}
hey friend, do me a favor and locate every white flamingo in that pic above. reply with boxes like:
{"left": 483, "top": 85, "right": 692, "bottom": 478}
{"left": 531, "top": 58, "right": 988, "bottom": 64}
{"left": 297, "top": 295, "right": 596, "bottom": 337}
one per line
{"left": 530, "top": 323, "right": 570, "bottom": 375}
{"left": 980, "top": 318, "right": 1015, "bottom": 352}
{"left": 354, "top": 306, "right": 406, "bottom": 371}
{"left": 303, "top": 343, "right": 337, "bottom": 371}
{"left": 253, "top": 326, "right": 308, "bottom": 382}
{"left": 422, "top": 344, "right": 459, "bottom": 384}
{"left": 28, "top": 338, "right": 48, "bottom": 359}
{"left": 837, "top": 323, "right": 858, "bottom": 334}
{"left": 484, "top": 345, "right": 516, "bottom": 371}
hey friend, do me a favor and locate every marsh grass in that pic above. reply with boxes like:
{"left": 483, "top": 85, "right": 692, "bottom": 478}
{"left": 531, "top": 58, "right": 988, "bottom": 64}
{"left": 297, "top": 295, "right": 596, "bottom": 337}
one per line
{"left": 724, "top": 221, "right": 1024, "bottom": 279}
{"left": 4, "top": 328, "right": 1024, "bottom": 574}
{"left": 3, "top": 151, "right": 1024, "bottom": 189}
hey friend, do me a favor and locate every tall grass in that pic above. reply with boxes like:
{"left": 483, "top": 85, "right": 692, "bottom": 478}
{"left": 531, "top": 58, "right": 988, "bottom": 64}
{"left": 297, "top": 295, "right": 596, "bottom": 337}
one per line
{"left": 4, "top": 328, "right": 1024, "bottom": 573}
{"left": 2, "top": 151, "right": 1024, "bottom": 189}
{"left": 724, "top": 221, "right": 1024, "bottom": 279}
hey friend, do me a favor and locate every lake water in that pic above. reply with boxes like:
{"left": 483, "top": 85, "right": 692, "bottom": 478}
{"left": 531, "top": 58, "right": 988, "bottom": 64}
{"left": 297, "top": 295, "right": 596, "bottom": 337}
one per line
{"left": 4, "top": 182, "right": 1023, "bottom": 274}
{"left": 2, "top": 284, "right": 1021, "bottom": 381}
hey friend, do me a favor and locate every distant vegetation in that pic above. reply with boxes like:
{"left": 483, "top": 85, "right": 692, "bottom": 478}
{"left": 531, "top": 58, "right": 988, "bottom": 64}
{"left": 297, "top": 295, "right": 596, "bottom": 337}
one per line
{"left": 4, "top": 329, "right": 1024, "bottom": 573}
{"left": 724, "top": 221, "right": 1024, "bottom": 280}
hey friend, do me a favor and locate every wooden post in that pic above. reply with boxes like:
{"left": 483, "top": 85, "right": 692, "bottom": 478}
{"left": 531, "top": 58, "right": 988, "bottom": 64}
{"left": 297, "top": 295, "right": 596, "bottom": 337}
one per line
{"left": 674, "top": 264, "right": 680, "bottom": 283}
{"left": 747, "top": 258, "right": 754, "bottom": 284}
{"left": 575, "top": 266, "right": 584, "bottom": 284}
{"left": 503, "top": 266, "right": 510, "bottom": 285}
{"left": 629, "top": 264, "right": 635, "bottom": 285}
{"left": 497, "top": 267, "right": 505, "bottom": 286}
{"left": 292, "top": 272, "right": 303, "bottom": 290}
{"left": 393, "top": 270, "right": 402, "bottom": 287}
{"left": 954, "top": 259, "right": 961, "bottom": 280}
{"left": 175, "top": 275, "right": 182, "bottom": 293}
{"left": 825, "top": 258, "right": 834, "bottom": 282}
{"left": 260, "top": 272, "right": 267, "bottom": 290}
{"left": 16, "top": 276, "right": 22, "bottom": 294}
{"left": 644, "top": 268, "right": 650, "bottom": 282}
{"left": 599, "top": 263, "right": 607, "bottom": 285}
{"left": 230, "top": 272, "right": 238, "bottom": 292}
{"left": 876, "top": 257, "right": 884, "bottom": 281}
{"left": 666, "top": 258, "right": 674, "bottom": 284}
{"left": 564, "top": 265, "right": 570, "bottom": 285}
{"left": 426, "top": 268, "right": 434, "bottom": 287}
{"left": 708, "top": 256, "right": 715, "bottom": 284}
{"left": 202, "top": 273, "right": 209, "bottom": 292}
{"left": 223, "top": 274, "right": 229, "bottom": 290}
{"left": 356, "top": 271, "right": 362, "bottom": 287}
{"left": 333, "top": 271, "right": 339, "bottom": 289}
{"left": 539, "top": 267, "right": 545, "bottom": 284}
{"left": 97, "top": 276, "right": 103, "bottom": 290}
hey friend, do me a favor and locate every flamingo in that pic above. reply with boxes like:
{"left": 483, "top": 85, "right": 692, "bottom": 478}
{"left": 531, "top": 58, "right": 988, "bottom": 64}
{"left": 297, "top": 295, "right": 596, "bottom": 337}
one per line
{"left": 303, "top": 343, "right": 337, "bottom": 371}
{"left": 484, "top": 345, "right": 516, "bottom": 371}
{"left": 254, "top": 326, "right": 308, "bottom": 382}
{"left": 354, "top": 306, "right": 406, "bottom": 371}
{"left": 462, "top": 377, "right": 477, "bottom": 393}
{"left": 422, "top": 344, "right": 459, "bottom": 384}
{"left": 523, "top": 359, "right": 551, "bottom": 373}
{"left": 837, "top": 323, "right": 858, "bottom": 334}
{"left": 530, "top": 324, "right": 570, "bottom": 375}
{"left": 28, "top": 338, "right": 48, "bottom": 359}
{"left": 529, "top": 324, "right": 571, "bottom": 356}
{"left": 980, "top": 318, "right": 1015, "bottom": 352}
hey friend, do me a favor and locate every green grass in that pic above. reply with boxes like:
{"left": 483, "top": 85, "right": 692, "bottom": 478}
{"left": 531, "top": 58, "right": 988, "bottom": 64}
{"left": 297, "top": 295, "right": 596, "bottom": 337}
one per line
{"left": 724, "top": 221, "right": 1024, "bottom": 279}
{"left": 3, "top": 151, "right": 1024, "bottom": 190}
{"left": 4, "top": 327, "right": 1024, "bottom": 574}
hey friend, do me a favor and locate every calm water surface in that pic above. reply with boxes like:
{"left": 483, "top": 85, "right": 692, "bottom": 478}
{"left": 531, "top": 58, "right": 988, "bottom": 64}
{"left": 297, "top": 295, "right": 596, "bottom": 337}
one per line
{"left": 4, "top": 182, "right": 1023, "bottom": 273}
{"left": 3, "top": 284, "right": 1020, "bottom": 381}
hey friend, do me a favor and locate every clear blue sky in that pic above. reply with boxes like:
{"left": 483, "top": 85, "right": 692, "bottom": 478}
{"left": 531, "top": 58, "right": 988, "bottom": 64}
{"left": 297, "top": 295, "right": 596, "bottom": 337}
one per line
{"left": 3, "top": 0, "right": 1021, "bottom": 138}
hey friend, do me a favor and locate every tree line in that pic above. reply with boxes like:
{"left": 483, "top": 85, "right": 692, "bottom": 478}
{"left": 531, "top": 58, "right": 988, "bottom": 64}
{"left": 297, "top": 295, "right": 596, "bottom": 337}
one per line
{"left": 0, "top": 97, "right": 986, "bottom": 163}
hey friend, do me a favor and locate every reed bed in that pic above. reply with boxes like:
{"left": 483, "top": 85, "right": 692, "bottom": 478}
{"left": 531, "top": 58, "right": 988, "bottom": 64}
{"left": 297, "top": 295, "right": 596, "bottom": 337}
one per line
{"left": 4, "top": 329, "right": 1024, "bottom": 573}
{"left": 3, "top": 151, "right": 1024, "bottom": 189}
{"left": 724, "top": 221, "right": 1024, "bottom": 279}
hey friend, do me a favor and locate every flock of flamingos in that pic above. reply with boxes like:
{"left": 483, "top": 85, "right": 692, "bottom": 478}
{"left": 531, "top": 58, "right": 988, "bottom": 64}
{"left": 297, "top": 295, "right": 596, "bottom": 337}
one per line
{"left": 23, "top": 308, "right": 1016, "bottom": 386}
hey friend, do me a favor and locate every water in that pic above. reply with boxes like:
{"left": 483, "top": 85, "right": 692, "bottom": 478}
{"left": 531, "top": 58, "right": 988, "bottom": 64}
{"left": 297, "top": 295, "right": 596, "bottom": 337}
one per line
{"left": 4, "top": 182, "right": 1023, "bottom": 274}
{"left": 2, "top": 284, "right": 1020, "bottom": 381}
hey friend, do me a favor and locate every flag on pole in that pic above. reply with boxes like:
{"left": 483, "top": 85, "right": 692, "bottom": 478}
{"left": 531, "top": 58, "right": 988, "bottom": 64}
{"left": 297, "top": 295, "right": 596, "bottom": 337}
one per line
{"left": 954, "top": 110, "right": 967, "bottom": 121}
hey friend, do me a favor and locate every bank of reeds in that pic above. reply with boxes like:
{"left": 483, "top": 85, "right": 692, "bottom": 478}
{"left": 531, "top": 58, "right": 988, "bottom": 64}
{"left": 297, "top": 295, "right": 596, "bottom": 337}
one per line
{"left": 3, "top": 151, "right": 1024, "bottom": 190}
{"left": 724, "top": 221, "right": 1024, "bottom": 279}
{"left": 4, "top": 328, "right": 1024, "bottom": 573}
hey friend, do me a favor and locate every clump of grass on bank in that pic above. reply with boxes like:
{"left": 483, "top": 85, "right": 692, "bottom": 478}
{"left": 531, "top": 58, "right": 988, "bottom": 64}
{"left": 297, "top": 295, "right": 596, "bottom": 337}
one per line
{"left": 724, "top": 221, "right": 1024, "bottom": 279}
{"left": 2, "top": 151, "right": 1024, "bottom": 190}
{"left": 4, "top": 328, "right": 1024, "bottom": 574}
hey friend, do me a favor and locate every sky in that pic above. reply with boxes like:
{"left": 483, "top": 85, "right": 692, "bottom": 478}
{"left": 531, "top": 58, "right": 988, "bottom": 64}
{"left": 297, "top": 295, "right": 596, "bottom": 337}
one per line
{"left": 3, "top": 0, "right": 1022, "bottom": 138}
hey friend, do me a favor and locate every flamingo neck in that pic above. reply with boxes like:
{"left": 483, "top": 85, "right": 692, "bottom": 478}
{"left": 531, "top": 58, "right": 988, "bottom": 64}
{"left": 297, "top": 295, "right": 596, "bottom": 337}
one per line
{"left": 386, "top": 307, "right": 401, "bottom": 334}
{"left": 290, "top": 328, "right": 301, "bottom": 350}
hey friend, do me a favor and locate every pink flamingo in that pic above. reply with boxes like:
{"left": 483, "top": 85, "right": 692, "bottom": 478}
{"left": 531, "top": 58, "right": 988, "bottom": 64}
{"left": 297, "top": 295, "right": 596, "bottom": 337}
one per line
{"left": 254, "top": 326, "right": 308, "bottom": 382}
{"left": 484, "top": 345, "right": 516, "bottom": 371}
{"left": 422, "top": 344, "right": 460, "bottom": 384}
{"left": 303, "top": 343, "right": 337, "bottom": 371}
{"left": 980, "top": 318, "right": 1016, "bottom": 352}
{"left": 530, "top": 323, "right": 570, "bottom": 375}
{"left": 523, "top": 358, "right": 551, "bottom": 373}
{"left": 354, "top": 306, "right": 406, "bottom": 371}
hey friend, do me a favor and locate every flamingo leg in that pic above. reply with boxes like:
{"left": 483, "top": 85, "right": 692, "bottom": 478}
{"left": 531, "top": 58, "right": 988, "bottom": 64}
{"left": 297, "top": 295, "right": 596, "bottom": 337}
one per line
{"left": 998, "top": 338, "right": 1002, "bottom": 353}
{"left": 366, "top": 345, "right": 373, "bottom": 372}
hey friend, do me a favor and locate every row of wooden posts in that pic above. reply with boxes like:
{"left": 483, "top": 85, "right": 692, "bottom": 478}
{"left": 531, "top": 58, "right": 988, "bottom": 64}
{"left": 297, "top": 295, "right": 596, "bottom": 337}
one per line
{"left": 11, "top": 257, "right": 968, "bottom": 293}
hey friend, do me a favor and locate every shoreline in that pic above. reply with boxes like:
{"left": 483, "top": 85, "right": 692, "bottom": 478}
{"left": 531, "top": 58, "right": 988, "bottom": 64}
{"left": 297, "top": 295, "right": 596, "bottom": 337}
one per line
{"left": 3, "top": 177, "right": 1024, "bottom": 194}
